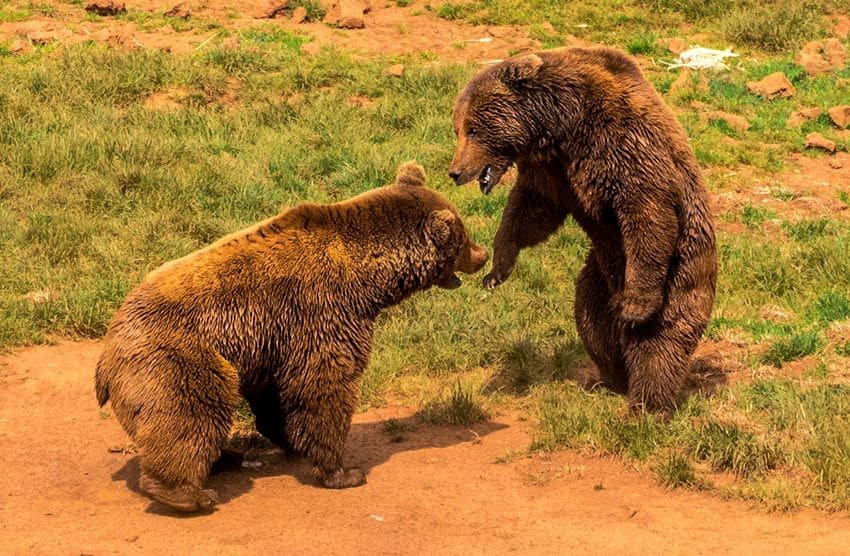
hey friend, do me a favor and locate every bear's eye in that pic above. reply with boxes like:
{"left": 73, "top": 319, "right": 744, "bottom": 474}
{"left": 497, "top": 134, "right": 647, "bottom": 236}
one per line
{"left": 467, "top": 127, "right": 477, "bottom": 137}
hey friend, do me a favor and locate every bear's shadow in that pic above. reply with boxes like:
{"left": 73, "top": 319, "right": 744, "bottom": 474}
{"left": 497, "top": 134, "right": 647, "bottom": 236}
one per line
{"left": 111, "top": 415, "right": 507, "bottom": 517}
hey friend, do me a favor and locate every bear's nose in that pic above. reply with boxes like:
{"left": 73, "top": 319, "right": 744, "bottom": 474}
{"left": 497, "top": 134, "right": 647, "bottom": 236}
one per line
{"left": 448, "top": 169, "right": 461, "bottom": 185}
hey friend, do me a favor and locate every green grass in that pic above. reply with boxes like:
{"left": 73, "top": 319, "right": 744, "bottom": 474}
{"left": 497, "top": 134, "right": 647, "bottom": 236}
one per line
{"left": 418, "top": 381, "right": 490, "bottom": 425}
{"left": 534, "top": 378, "right": 850, "bottom": 510}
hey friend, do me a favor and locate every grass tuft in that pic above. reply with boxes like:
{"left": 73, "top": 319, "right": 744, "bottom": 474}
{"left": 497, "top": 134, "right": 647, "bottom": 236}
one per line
{"left": 760, "top": 330, "right": 823, "bottom": 367}
{"left": 419, "top": 382, "right": 490, "bottom": 426}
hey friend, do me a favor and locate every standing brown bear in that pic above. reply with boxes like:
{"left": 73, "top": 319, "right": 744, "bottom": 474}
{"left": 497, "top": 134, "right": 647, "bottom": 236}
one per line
{"left": 95, "top": 162, "right": 487, "bottom": 512}
{"left": 449, "top": 47, "right": 716, "bottom": 413}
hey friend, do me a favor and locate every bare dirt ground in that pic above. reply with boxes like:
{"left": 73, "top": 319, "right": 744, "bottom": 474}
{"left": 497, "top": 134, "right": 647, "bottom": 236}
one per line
{"left": 0, "top": 0, "right": 552, "bottom": 61}
{"left": 3, "top": 341, "right": 850, "bottom": 554}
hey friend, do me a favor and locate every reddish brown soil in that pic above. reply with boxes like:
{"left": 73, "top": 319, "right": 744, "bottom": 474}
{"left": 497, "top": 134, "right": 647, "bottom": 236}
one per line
{"left": 2, "top": 341, "right": 850, "bottom": 553}
{"left": 0, "top": 0, "right": 557, "bottom": 60}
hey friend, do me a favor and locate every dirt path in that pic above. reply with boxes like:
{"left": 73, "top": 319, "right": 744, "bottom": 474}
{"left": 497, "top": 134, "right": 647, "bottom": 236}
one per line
{"left": 2, "top": 341, "right": 850, "bottom": 554}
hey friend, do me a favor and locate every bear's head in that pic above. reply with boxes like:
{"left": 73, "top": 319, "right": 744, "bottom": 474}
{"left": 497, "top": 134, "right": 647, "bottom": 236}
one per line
{"left": 448, "top": 53, "right": 547, "bottom": 195}
{"left": 394, "top": 161, "right": 488, "bottom": 289}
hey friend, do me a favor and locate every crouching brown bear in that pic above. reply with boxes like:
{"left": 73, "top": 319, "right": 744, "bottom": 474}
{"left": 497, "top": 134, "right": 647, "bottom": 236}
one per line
{"left": 95, "top": 162, "right": 487, "bottom": 512}
{"left": 448, "top": 47, "right": 716, "bottom": 413}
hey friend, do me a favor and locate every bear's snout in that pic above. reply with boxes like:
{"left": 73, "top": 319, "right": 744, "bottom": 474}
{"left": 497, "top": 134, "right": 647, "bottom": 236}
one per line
{"left": 456, "top": 241, "right": 488, "bottom": 274}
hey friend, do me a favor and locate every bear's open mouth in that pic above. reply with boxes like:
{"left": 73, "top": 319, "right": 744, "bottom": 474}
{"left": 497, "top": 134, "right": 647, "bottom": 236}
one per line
{"left": 478, "top": 165, "right": 493, "bottom": 195}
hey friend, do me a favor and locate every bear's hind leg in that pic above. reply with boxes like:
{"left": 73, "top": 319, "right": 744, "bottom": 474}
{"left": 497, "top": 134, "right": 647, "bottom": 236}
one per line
{"left": 134, "top": 349, "right": 239, "bottom": 512}
{"left": 622, "top": 324, "right": 693, "bottom": 414}
{"left": 139, "top": 469, "right": 218, "bottom": 512}
{"left": 574, "top": 253, "right": 628, "bottom": 394}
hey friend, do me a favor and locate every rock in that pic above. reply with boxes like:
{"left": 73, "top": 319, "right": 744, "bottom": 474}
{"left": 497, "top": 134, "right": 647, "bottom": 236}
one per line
{"left": 26, "top": 29, "right": 72, "bottom": 45}
{"left": 828, "top": 105, "right": 850, "bottom": 129}
{"left": 324, "top": 0, "right": 369, "bottom": 29}
{"left": 164, "top": 2, "right": 191, "bottom": 18}
{"left": 384, "top": 63, "right": 405, "bottom": 77}
{"left": 746, "top": 72, "right": 795, "bottom": 100}
{"left": 291, "top": 6, "right": 307, "bottom": 23}
{"left": 796, "top": 38, "right": 846, "bottom": 77}
{"left": 707, "top": 111, "right": 750, "bottom": 132}
{"left": 84, "top": 0, "right": 126, "bottom": 16}
{"left": 661, "top": 37, "right": 687, "bottom": 55}
{"left": 9, "top": 38, "right": 30, "bottom": 54}
{"left": 805, "top": 132, "right": 836, "bottom": 153}
{"left": 786, "top": 107, "right": 821, "bottom": 128}
{"left": 107, "top": 30, "right": 141, "bottom": 50}
{"left": 262, "top": 1, "right": 289, "bottom": 18}
{"left": 833, "top": 14, "right": 850, "bottom": 40}
{"left": 829, "top": 158, "right": 845, "bottom": 169}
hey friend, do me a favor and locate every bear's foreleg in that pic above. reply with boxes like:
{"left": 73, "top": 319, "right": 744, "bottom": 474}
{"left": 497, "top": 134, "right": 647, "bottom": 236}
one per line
{"left": 615, "top": 196, "right": 679, "bottom": 324}
{"left": 621, "top": 321, "right": 697, "bottom": 414}
{"left": 486, "top": 177, "right": 568, "bottom": 288}
{"left": 283, "top": 382, "right": 365, "bottom": 489}
{"left": 574, "top": 250, "right": 628, "bottom": 393}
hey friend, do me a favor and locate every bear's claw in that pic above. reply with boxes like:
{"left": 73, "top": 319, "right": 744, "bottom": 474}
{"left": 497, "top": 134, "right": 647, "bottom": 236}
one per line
{"left": 320, "top": 467, "right": 367, "bottom": 489}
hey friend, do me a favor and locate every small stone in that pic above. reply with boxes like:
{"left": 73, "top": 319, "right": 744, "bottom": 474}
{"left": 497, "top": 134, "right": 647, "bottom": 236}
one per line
{"left": 796, "top": 38, "right": 846, "bottom": 77}
{"left": 84, "top": 0, "right": 126, "bottom": 16}
{"left": 828, "top": 105, "right": 850, "bottom": 129}
{"left": 746, "top": 72, "right": 795, "bottom": 100}
{"left": 9, "top": 38, "right": 30, "bottom": 54}
{"left": 805, "top": 132, "right": 836, "bottom": 153}
{"left": 262, "top": 1, "right": 289, "bottom": 18}
{"left": 707, "top": 111, "right": 750, "bottom": 133}
{"left": 786, "top": 108, "right": 821, "bottom": 128}
{"left": 291, "top": 6, "right": 307, "bottom": 23}
{"left": 26, "top": 29, "right": 72, "bottom": 45}
{"left": 829, "top": 158, "right": 845, "bottom": 169}
{"left": 385, "top": 63, "right": 405, "bottom": 77}
{"left": 324, "top": 0, "right": 368, "bottom": 29}
{"left": 662, "top": 37, "right": 687, "bottom": 55}
{"left": 164, "top": 2, "right": 191, "bottom": 19}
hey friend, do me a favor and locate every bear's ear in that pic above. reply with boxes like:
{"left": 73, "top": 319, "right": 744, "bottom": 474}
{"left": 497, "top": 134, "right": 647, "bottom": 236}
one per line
{"left": 423, "top": 209, "right": 456, "bottom": 246}
{"left": 396, "top": 161, "right": 426, "bottom": 187}
{"left": 497, "top": 53, "right": 543, "bottom": 89}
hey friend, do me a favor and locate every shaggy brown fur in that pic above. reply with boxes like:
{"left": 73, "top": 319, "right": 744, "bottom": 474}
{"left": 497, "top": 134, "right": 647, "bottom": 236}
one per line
{"left": 449, "top": 47, "right": 716, "bottom": 413}
{"left": 95, "top": 162, "right": 487, "bottom": 512}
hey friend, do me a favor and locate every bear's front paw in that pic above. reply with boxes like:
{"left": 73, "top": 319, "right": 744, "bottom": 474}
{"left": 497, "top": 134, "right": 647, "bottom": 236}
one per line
{"left": 483, "top": 268, "right": 509, "bottom": 289}
{"left": 620, "top": 293, "right": 662, "bottom": 325}
{"left": 321, "top": 467, "right": 367, "bottom": 489}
